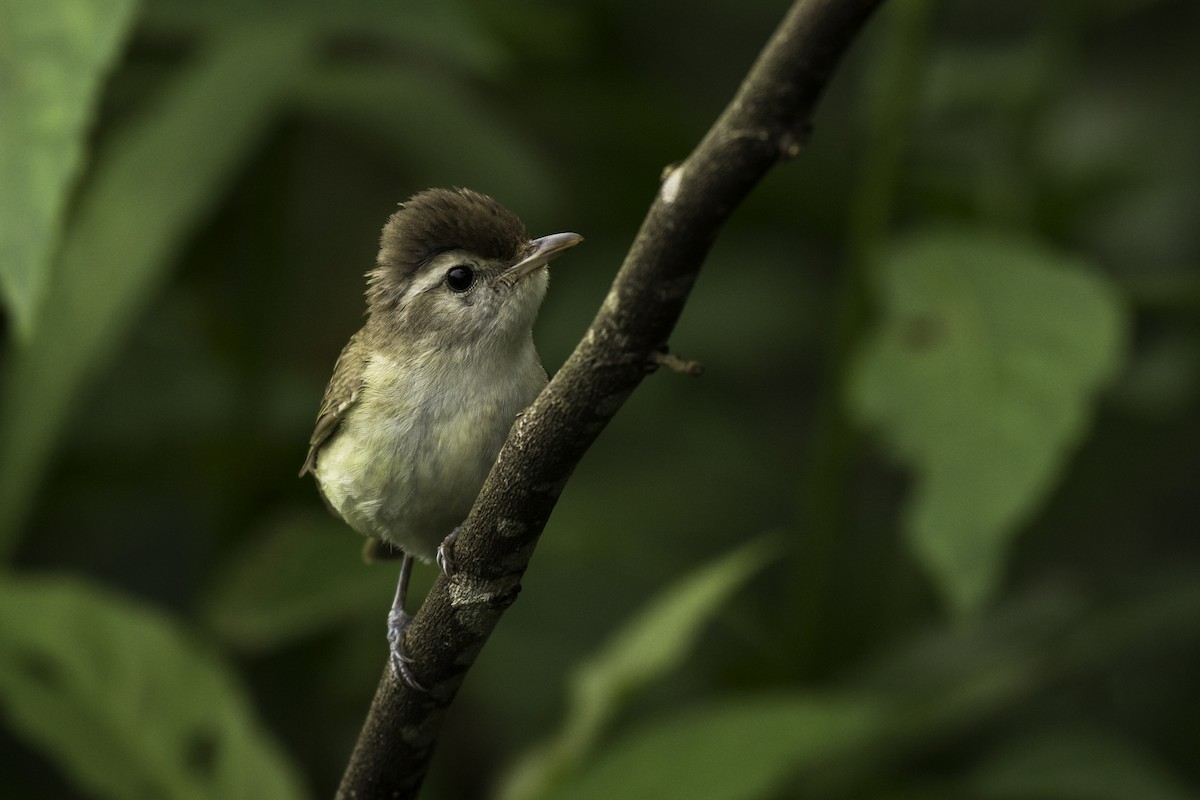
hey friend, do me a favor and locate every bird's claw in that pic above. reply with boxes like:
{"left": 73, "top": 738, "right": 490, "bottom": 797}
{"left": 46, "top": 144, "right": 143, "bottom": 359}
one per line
{"left": 436, "top": 527, "right": 461, "bottom": 579}
{"left": 386, "top": 608, "right": 428, "bottom": 692}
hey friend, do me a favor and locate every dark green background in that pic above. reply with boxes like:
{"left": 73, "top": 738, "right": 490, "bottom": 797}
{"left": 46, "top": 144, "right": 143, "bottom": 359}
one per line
{"left": 2, "top": 0, "right": 1198, "bottom": 798}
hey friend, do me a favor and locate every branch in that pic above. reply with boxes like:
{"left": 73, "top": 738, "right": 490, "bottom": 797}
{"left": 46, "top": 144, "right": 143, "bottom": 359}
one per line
{"left": 337, "top": 1, "right": 884, "bottom": 796}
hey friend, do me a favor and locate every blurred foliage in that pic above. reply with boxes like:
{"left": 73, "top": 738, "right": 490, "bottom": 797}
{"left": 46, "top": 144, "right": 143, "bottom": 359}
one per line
{"left": 0, "top": 0, "right": 137, "bottom": 339}
{"left": 0, "top": 575, "right": 305, "bottom": 800}
{"left": 849, "top": 229, "right": 1126, "bottom": 616}
{"left": 0, "top": 0, "right": 1198, "bottom": 798}
{"left": 0, "top": 23, "right": 308, "bottom": 552}
{"left": 498, "top": 537, "right": 780, "bottom": 800}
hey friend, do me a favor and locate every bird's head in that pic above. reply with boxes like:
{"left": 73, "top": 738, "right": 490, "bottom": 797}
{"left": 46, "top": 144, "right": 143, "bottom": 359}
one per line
{"left": 366, "top": 188, "right": 582, "bottom": 351}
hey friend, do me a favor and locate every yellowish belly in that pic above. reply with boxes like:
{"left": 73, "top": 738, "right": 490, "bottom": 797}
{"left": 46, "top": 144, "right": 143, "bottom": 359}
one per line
{"left": 313, "top": 352, "right": 544, "bottom": 560}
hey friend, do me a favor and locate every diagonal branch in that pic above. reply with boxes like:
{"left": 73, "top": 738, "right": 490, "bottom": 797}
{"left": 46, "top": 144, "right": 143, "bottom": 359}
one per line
{"left": 337, "top": 0, "right": 884, "bottom": 796}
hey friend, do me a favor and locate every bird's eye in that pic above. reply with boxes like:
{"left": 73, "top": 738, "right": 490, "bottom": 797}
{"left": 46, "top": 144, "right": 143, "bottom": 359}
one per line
{"left": 445, "top": 266, "right": 475, "bottom": 292}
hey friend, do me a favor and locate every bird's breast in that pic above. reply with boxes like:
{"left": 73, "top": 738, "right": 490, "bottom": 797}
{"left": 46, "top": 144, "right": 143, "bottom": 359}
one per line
{"left": 314, "top": 347, "right": 545, "bottom": 560}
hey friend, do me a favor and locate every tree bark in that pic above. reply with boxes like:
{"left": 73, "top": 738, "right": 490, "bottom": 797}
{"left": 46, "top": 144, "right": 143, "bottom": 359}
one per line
{"left": 337, "top": 0, "right": 885, "bottom": 796}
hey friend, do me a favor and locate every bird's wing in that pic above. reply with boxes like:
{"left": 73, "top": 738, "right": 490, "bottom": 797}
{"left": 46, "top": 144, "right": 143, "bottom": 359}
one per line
{"left": 299, "top": 330, "right": 369, "bottom": 477}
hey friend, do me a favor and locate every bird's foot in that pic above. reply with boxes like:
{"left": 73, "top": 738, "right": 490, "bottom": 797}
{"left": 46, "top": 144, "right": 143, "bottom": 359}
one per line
{"left": 436, "top": 527, "right": 461, "bottom": 579}
{"left": 386, "top": 607, "right": 427, "bottom": 692}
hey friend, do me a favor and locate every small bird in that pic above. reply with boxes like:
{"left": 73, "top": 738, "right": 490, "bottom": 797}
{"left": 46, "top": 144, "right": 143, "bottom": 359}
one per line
{"left": 300, "top": 188, "right": 582, "bottom": 687}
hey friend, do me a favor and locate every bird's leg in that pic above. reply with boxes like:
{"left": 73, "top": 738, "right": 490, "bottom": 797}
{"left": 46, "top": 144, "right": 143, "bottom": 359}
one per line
{"left": 386, "top": 554, "right": 427, "bottom": 691}
{"left": 436, "top": 526, "right": 461, "bottom": 578}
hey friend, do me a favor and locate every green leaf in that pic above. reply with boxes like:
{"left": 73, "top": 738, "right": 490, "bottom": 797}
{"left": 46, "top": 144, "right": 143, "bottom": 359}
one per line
{"left": 200, "top": 511, "right": 398, "bottom": 652}
{"left": 0, "top": 574, "right": 307, "bottom": 800}
{"left": 849, "top": 229, "right": 1127, "bottom": 616}
{"left": 498, "top": 537, "right": 781, "bottom": 800}
{"left": 967, "top": 727, "right": 1199, "bottom": 800}
{"left": 543, "top": 693, "right": 887, "bottom": 800}
{"left": 543, "top": 571, "right": 1200, "bottom": 800}
{"left": 0, "top": 26, "right": 309, "bottom": 555}
{"left": 0, "top": 0, "right": 139, "bottom": 337}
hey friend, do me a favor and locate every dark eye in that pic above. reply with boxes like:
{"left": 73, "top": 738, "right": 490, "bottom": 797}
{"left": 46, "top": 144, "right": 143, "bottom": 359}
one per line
{"left": 445, "top": 265, "right": 475, "bottom": 292}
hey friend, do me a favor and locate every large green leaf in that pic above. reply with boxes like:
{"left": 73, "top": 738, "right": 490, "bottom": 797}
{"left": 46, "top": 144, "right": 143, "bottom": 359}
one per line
{"left": 849, "top": 229, "right": 1126, "bottom": 616}
{"left": 200, "top": 511, "right": 399, "bottom": 652}
{"left": 499, "top": 537, "right": 780, "bottom": 800}
{"left": 0, "top": 574, "right": 307, "bottom": 800}
{"left": 0, "top": 27, "right": 309, "bottom": 554}
{"left": 544, "top": 693, "right": 887, "bottom": 800}
{"left": 0, "top": 0, "right": 139, "bottom": 337}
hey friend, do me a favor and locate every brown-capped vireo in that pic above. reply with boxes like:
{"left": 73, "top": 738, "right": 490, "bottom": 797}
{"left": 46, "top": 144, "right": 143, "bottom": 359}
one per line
{"left": 300, "top": 188, "right": 582, "bottom": 688}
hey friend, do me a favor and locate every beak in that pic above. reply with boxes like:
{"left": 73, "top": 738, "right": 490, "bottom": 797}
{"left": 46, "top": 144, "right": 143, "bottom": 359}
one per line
{"left": 505, "top": 232, "right": 584, "bottom": 283}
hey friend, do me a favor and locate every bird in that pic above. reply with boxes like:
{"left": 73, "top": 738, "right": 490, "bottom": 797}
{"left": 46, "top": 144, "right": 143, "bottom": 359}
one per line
{"left": 300, "top": 188, "right": 582, "bottom": 688}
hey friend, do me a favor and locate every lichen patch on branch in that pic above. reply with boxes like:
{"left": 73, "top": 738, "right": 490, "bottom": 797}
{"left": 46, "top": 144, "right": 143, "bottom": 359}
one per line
{"left": 661, "top": 166, "right": 685, "bottom": 204}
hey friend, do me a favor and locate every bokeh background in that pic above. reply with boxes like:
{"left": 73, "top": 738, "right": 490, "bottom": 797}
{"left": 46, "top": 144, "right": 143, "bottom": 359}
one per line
{"left": 2, "top": 0, "right": 1199, "bottom": 798}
